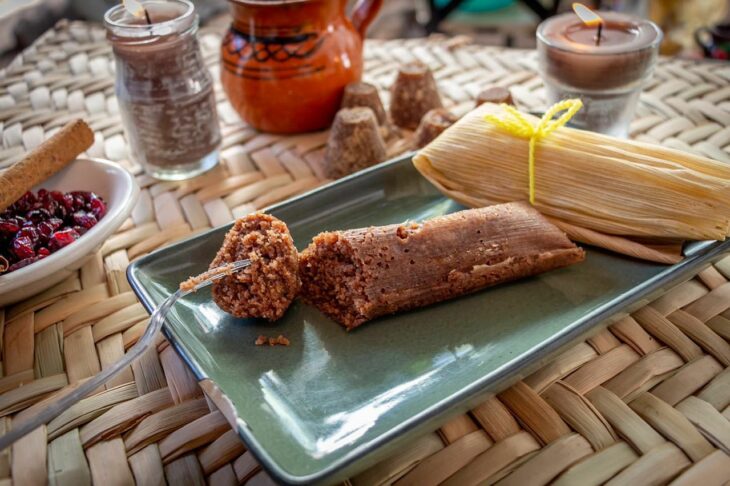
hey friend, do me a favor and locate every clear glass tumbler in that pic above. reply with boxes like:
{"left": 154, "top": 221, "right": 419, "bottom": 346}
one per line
{"left": 537, "top": 11, "right": 662, "bottom": 138}
{"left": 105, "top": 0, "right": 221, "bottom": 180}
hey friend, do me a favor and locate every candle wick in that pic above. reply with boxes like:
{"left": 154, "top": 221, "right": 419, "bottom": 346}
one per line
{"left": 595, "top": 22, "right": 603, "bottom": 46}
{"left": 143, "top": 8, "right": 152, "bottom": 25}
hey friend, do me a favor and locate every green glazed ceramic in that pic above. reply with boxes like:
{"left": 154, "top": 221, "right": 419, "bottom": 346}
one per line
{"left": 128, "top": 154, "right": 730, "bottom": 485}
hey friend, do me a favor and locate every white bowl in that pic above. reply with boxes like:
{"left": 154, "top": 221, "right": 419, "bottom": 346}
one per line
{"left": 0, "top": 158, "right": 139, "bottom": 307}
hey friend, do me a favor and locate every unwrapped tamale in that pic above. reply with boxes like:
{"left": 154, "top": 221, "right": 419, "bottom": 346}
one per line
{"left": 299, "top": 202, "right": 584, "bottom": 329}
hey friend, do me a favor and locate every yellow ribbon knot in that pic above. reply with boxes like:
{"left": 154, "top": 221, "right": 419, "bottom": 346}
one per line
{"left": 484, "top": 99, "right": 583, "bottom": 205}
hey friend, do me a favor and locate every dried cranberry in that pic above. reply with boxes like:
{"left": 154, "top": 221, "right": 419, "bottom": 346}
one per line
{"left": 7, "top": 256, "right": 42, "bottom": 272}
{"left": 16, "top": 227, "right": 39, "bottom": 245}
{"left": 70, "top": 191, "right": 93, "bottom": 210}
{"left": 58, "top": 194, "right": 74, "bottom": 212}
{"left": 71, "top": 191, "right": 93, "bottom": 200}
{"left": 56, "top": 205, "right": 68, "bottom": 218}
{"left": 12, "top": 236, "right": 35, "bottom": 260}
{"left": 41, "top": 199, "right": 58, "bottom": 215}
{"left": 90, "top": 197, "right": 106, "bottom": 219}
{"left": 13, "top": 192, "right": 35, "bottom": 212}
{"left": 38, "top": 218, "right": 63, "bottom": 238}
{"left": 0, "top": 219, "right": 20, "bottom": 235}
{"left": 73, "top": 211, "right": 97, "bottom": 229}
{"left": 49, "top": 228, "right": 80, "bottom": 251}
{"left": 72, "top": 196, "right": 87, "bottom": 211}
{"left": 2, "top": 189, "right": 106, "bottom": 273}
{"left": 26, "top": 208, "right": 51, "bottom": 223}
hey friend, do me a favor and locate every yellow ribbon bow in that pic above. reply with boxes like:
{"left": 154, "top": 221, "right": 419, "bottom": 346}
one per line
{"left": 484, "top": 99, "right": 583, "bottom": 205}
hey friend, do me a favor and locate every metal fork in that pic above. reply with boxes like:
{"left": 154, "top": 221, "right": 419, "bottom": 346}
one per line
{"left": 0, "top": 259, "right": 251, "bottom": 451}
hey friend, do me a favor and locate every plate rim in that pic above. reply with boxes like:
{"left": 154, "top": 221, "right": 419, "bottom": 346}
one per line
{"left": 127, "top": 154, "right": 730, "bottom": 485}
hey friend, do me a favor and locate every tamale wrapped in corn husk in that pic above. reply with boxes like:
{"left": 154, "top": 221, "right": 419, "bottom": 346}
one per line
{"left": 413, "top": 103, "right": 730, "bottom": 261}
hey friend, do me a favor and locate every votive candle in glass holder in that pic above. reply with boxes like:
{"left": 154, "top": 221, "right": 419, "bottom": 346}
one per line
{"left": 104, "top": 0, "right": 221, "bottom": 180}
{"left": 537, "top": 11, "right": 662, "bottom": 138}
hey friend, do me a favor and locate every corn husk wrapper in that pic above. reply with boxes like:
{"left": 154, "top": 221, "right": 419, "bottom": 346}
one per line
{"left": 413, "top": 103, "right": 730, "bottom": 263}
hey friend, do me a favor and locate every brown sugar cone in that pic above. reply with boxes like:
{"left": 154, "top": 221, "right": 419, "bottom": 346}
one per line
{"left": 390, "top": 62, "right": 443, "bottom": 130}
{"left": 476, "top": 86, "right": 514, "bottom": 107}
{"left": 341, "top": 82, "right": 387, "bottom": 125}
{"left": 323, "top": 107, "right": 387, "bottom": 179}
{"left": 299, "top": 202, "right": 585, "bottom": 330}
{"left": 414, "top": 109, "right": 459, "bottom": 148}
{"left": 0, "top": 119, "right": 94, "bottom": 212}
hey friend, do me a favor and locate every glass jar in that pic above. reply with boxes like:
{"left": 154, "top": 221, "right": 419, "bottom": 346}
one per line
{"left": 104, "top": 0, "right": 221, "bottom": 180}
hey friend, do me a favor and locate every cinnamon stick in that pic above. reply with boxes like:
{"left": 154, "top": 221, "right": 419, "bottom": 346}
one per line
{"left": 0, "top": 119, "right": 94, "bottom": 212}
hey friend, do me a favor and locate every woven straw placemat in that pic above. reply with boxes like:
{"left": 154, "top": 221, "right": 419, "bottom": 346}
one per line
{"left": 1, "top": 19, "right": 729, "bottom": 485}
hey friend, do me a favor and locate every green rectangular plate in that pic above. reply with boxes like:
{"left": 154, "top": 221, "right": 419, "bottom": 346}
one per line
{"left": 128, "top": 155, "right": 730, "bottom": 485}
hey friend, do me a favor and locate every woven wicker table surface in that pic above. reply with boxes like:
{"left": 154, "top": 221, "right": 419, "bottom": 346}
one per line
{"left": 1, "top": 19, "right": 730, "bottom": 486}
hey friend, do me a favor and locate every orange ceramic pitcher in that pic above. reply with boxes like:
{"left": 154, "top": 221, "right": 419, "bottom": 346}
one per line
{"left": 221, "top": 0, "right": 382, "bottom": 134}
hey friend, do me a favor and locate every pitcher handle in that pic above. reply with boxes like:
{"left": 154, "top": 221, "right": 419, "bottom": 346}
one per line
{"left": 351, "top": 0, "right": 383, "bottom": 39}
{"left": 694, "top": 27, "right": 714, "bottom": 58}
